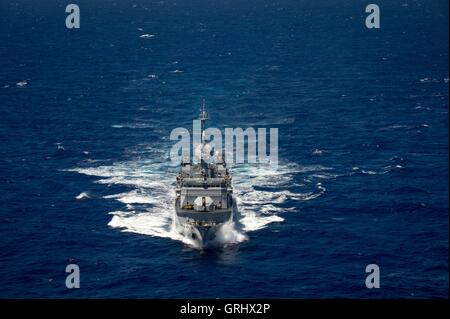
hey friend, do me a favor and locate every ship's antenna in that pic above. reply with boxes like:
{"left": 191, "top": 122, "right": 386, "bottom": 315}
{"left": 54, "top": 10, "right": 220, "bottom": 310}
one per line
{"left": 199, "top": 99, "right": 208, "bottom": 144}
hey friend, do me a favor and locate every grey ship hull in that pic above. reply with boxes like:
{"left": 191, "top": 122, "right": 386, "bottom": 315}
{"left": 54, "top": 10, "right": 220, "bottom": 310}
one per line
{"left": 176, "top": 216, "right": 229, "bottom": 243}
{"left": 175, "top": 197, "right": 233, "bottom": 244}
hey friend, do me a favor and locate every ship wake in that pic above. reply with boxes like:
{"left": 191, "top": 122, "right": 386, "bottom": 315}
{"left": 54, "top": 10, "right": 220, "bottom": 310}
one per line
{"left": 69, "top": 156, "right": 328, "bottom": 249}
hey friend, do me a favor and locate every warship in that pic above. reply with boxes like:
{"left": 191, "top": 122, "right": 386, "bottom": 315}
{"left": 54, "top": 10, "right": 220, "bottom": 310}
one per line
{"left": 175, "top": 101, "right": 234, "bottom": 244}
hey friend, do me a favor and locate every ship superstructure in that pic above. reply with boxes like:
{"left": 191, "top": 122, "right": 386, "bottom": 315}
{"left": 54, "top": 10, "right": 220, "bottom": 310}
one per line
{"left": 175, "top": 101, "right": 233, "bottom": 244}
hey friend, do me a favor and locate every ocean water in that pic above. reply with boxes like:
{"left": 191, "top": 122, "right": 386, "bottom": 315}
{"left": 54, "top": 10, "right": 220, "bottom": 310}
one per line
{"left": 0, "top": 0, "right": 448, "bottom": 298}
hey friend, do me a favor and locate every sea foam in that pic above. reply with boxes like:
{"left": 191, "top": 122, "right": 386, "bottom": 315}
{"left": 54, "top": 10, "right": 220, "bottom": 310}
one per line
{"left": 69, "top": 152, "right": 328, "bottom": 248}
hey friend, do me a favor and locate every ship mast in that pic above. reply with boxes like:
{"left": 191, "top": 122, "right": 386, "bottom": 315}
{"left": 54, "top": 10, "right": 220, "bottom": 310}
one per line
{"left": 198, "top": 99, "right": 209, "bottom": 168}
{"left": 199, "top": 99, "right": 208, "bottom": 144}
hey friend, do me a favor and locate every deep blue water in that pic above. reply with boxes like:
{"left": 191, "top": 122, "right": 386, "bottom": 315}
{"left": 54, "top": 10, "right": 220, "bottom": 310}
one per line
{"left": 0, "top": 0, "right": 448, "bottom": 298}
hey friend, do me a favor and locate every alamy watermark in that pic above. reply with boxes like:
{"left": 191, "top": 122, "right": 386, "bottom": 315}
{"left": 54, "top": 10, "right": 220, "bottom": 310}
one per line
{"left": 170, "top": 120, "right": 279, "bottom": 168}
{"left": 65, "top": 264, "right": 80, "bottom": 289}
{"left": 65, "top": 4, "right": 80, "bottom": 29}
{"left": 365, "top": 4, "right": 380, "bottom": 29}
{"left": 64, "top": 4, "right": 379, "bottom": 30}
{"left": 365, "top": 264, "right": 380, "bottom": 289}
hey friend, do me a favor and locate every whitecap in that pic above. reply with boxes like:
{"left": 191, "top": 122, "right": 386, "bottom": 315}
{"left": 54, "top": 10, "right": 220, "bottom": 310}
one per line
{"left": 361, "top": 170, "right": 378, "bottom": 175}
{"left": 16, "top": 80, "right": 28, "bottom": 87}
{"left": 139, "top": 34, "right": 155, "bottom": 38}
{"left": 76, "top": 192, "right": 90, "bottom": 200}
